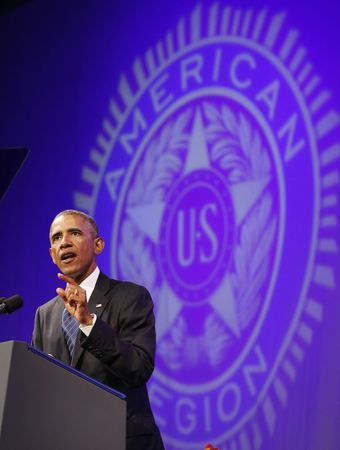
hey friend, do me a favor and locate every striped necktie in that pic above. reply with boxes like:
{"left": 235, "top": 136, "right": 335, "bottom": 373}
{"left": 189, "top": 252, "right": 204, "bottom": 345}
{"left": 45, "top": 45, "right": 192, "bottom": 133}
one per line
{"left": 62, "top": 308, "right": 79, "bottom": 358}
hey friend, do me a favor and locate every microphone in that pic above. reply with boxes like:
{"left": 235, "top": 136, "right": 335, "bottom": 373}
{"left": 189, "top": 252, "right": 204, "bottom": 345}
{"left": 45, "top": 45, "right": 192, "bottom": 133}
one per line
{"left": 0, "top": 295, "right": 23, "bottom": 314}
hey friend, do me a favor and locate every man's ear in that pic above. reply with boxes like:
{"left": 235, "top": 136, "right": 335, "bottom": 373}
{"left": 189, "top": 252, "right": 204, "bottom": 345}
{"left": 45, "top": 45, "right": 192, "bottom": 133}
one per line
{"left": 94, "top": 237, "right": 105, "bottom": 255}
{"left": 49, "top": 247, "right": 56, "bottom": 264}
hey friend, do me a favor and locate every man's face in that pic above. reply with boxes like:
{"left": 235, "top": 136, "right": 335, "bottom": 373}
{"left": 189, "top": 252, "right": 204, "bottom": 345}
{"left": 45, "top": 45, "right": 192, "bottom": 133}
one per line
{"left": 49, "top": 214, "right": 104, "bottom": 283}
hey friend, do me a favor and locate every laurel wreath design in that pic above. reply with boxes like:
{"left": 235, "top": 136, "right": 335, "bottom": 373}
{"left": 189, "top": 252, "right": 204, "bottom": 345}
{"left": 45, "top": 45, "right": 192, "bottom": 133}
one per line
{"left": 118, "top": 109, "right": 192, "bottom": 294}
{"left": 233, "top": 193, "right": 277, "bottom": 330}
{"left": 158, "top": 313, "right": 232, "bottom": 371}
{"left": 119, "top": 219, "right": 157, "bottom": 289}
{"left": 203, "top": 102, "right": 271, "bottom": 182}
{"left": 126, "top": 108, "right": 192, "bottom": 205}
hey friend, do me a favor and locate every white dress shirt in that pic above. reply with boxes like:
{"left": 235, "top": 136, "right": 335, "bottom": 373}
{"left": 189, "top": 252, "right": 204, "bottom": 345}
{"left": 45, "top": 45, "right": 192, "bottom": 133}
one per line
{"left": 78, "top": 266, "right": 100, "bottom": 336}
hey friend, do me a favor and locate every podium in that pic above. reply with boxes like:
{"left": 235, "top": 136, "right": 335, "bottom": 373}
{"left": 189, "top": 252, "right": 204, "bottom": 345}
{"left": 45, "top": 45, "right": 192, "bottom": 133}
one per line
{"left": 0, "top": 341, "right": 126, "bottom": 450}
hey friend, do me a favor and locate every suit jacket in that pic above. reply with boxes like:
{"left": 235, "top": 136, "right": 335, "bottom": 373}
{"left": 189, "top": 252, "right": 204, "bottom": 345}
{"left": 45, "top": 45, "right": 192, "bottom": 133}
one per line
{"left": 32, "top": 272, "right": 164, "bottom": 449}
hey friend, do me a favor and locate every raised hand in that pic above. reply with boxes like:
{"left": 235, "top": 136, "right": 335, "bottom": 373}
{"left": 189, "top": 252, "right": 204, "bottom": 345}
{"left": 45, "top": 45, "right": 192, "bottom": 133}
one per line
{"left": 56, "top": 273, "right": 93, "bottom": 326}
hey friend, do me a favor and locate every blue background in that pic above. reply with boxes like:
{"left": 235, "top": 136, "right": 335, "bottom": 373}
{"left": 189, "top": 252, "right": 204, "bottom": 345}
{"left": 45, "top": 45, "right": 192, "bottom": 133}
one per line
{"left": 1, "top": 1, "right": 339, "bottom": 448}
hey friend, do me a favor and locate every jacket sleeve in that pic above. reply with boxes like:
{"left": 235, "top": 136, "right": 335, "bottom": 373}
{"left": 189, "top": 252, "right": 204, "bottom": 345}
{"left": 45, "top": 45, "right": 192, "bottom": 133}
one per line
{"left": 31, "top": 307, "right": 43, "bottom": 350}
{"left": 79, "top": 284, "right": 156, "bottom": 388}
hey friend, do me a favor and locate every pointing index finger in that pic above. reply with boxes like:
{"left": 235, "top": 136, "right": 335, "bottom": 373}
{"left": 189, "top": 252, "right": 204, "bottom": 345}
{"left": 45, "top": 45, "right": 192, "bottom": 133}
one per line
{"left": 57, "top": 273, "right": 78, "bottom": 286}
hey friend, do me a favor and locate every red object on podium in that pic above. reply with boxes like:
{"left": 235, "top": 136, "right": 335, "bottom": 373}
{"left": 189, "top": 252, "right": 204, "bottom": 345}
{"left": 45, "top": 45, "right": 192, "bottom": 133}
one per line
{"left": 204, "top": 444, "right": 219, "bottom": 450}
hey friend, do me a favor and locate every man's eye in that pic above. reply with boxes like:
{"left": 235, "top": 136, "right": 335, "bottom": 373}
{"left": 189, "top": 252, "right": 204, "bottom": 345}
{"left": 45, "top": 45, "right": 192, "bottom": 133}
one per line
{"left": 52, "top": 235, "right": 61, "bottom": 242}
{"left": 72, "top": 231, "right": 81, "bottom": 236}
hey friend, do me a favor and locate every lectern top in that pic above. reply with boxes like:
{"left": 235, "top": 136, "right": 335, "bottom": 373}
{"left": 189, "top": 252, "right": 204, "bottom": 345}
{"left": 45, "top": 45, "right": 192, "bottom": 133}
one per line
{"left": 28, "top": 343, "right": 127, "bottom": 400}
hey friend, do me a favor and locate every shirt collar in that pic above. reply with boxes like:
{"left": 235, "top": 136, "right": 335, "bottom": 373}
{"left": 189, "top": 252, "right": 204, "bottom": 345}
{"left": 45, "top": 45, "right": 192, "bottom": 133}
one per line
{"left": 79, "top": 266, "right": 100, "bottom": 302}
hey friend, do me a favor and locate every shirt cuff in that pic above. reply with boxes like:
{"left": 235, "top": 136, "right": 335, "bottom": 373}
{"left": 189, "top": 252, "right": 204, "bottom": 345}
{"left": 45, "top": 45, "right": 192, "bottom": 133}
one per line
{"left": 79, "top": 314, "right": 97, "bottom": 336}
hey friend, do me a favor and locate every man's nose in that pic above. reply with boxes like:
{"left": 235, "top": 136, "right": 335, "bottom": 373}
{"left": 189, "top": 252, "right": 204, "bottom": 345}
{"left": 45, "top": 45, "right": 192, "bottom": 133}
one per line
{"left": 60, "top": 236, "right": 72, "bottom": 247}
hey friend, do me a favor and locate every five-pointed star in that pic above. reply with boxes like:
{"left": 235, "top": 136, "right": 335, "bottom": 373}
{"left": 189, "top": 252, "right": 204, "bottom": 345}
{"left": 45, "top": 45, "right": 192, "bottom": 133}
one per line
{"left": 126, "top": 109, "right": 269, "bottom": 340}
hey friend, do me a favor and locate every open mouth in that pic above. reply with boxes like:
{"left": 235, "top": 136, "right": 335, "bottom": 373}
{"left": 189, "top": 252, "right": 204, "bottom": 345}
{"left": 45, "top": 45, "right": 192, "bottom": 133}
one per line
{"left": 60, "top": 252, "right": 76, "bottom": 263}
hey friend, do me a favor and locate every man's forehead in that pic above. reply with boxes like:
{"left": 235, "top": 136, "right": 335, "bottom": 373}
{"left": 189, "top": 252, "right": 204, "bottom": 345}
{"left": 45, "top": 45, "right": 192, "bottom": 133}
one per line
{"left": 50, "top": 214, "right": 88, "bottom": 233}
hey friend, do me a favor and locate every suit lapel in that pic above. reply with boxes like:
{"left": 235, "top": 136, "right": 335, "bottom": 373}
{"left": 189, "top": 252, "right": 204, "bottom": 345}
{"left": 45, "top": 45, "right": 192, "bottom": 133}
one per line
{"left": 71, "top": 272, "right": 112, "bottom": 367}
{"left": 88, "top": 290, "right": 110, "bottom": 317}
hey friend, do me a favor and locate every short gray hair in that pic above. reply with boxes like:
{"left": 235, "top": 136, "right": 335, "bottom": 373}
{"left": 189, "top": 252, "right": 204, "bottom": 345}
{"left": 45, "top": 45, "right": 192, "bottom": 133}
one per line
{"left": 50, "top": 209, "right": 99, "bottom": 238}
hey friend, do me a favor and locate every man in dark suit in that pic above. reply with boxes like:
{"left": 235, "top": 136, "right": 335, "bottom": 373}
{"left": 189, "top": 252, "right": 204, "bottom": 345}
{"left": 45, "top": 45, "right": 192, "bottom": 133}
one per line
{"left": 32, "top": 209, "right": 164, "bottom": 450}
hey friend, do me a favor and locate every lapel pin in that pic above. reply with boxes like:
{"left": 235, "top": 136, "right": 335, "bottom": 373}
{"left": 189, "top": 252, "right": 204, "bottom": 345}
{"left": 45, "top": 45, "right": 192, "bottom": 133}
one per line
{"left": 96, "top": 303, "right": 102, "bottom": 308}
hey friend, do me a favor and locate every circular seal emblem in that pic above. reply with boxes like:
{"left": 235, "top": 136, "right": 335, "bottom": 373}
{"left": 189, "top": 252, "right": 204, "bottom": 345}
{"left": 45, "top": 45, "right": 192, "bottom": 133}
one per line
{"left": 75, "top": 3, "right": 339, "bottom": 448}
{"left": 158, "top": 167, "right": 235, "bottom": 303}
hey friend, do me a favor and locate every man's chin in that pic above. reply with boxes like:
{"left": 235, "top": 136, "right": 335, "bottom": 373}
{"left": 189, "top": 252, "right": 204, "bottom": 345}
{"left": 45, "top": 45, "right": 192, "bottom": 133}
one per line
{"left": 57, "top": 263, "right": 95, "bottom": 284}
{"left": 58, "top": 266, "right": 79, "bottom": 279}
{"left": 58, "top": 267, "right": 89, "bottom": 284}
